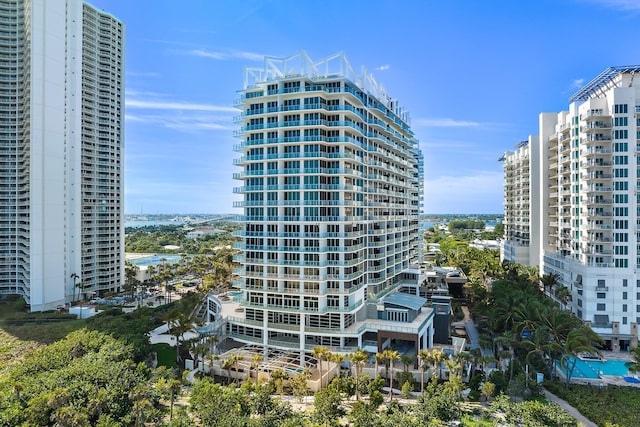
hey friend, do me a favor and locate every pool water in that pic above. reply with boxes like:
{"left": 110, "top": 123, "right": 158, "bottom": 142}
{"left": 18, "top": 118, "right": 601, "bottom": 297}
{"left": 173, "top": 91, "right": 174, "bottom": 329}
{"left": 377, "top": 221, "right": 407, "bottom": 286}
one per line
{"left": 129, "top": 254, "right": 182, "bottom": 266}
{"left": 556, "top": 357, "right": 630, "bottom": 379}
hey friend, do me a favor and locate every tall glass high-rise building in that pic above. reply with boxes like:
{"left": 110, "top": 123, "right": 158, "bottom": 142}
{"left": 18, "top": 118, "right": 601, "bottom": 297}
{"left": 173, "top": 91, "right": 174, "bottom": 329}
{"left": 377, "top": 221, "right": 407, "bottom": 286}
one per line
{"left": 0, "top": 0, "right": 124, "bottom": 311}
{"left": 231, "top": 52, "right": 431, "bottom": 354}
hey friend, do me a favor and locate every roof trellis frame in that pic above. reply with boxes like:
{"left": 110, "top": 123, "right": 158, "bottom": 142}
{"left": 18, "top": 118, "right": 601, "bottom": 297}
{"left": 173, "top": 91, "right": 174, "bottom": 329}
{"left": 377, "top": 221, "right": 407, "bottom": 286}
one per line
{"left": 242, "top": 51, "right": 412, "bottom": 125}
{"left": 569, "top": 65, "right": 640, "bottom": 103}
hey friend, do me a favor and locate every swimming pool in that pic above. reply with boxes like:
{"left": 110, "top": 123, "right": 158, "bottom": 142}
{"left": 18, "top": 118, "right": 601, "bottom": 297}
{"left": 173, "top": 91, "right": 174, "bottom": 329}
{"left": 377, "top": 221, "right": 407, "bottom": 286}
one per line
{"left": 129, "top": 254, "right": 182, "bottom": 266}
{"left": 556, "top": 357, "right": 630, "bottom": 379}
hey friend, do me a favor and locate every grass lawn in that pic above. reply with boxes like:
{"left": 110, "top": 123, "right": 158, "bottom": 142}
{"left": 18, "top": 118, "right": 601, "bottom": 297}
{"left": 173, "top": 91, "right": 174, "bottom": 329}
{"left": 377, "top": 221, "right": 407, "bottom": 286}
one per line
{"left": 154, "top": 342, "right": 177, "bottom": 368}
{"left": 0, "top": 301, "right": 84, "bottom": 342}
{"left": 0, "top": 300, "right": 85, "bottom": 375}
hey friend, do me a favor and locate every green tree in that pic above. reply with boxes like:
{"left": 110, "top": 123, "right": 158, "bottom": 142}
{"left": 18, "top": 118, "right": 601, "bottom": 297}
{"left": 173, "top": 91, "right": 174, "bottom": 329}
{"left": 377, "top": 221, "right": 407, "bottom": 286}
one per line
{"left": 349, "top": 349, "right": 369, "bottom": 401}
{"left": 313, "top": 383, "right": 344, "bottom": 425}
{"left": 190, "top": 378, "right": 251, "bottom": 427}
{"left": 559, "top": 327, "right": 603, "bottom": 386}
{"left": 417, "top": 349, "right": 432, "bottom": 395}
{"left": 291, "top": 369, "right": 311, "bottom": 404}
{"left": 271, "top": 369, "right": 289, "bottom": 397}
{"left": 312, "top": 346, "right": 330, "bottom": 389}
{"left": 383, "top": 348, "right": 401, "bottom": 401}
{"left": 625, "top": 345, "right": 640, "bottom": 373}
{"left": 251, "top": 353, "right": 263, "bottom": 385}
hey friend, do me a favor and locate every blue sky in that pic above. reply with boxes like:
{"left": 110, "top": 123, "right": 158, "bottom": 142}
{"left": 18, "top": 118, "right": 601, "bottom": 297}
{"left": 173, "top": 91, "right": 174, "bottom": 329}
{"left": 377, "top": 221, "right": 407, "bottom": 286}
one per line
{"left": 89, "top": 0, "right": 640, "bottom": 214}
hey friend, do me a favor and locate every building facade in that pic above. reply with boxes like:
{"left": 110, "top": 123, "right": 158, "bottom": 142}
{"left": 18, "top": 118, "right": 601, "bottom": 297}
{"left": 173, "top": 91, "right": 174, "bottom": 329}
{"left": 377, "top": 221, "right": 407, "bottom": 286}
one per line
{"left": 231, "top": 52, "right": 432, "bottom": 354}
{"left": 0, "top": 0, "right": 124, "bottom": 311}
{"left": 499, "top": 138, "right": 540, "bottom": 266}
{"left": 502, "top": 66, "right": 640, "bottom": 349}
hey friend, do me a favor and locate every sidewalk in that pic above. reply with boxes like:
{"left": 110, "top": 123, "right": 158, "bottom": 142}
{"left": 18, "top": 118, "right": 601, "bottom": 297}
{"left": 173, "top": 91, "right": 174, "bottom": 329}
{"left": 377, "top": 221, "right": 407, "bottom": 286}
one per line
{"left": 543, "top": 388, "right": 597, "bottom": 427}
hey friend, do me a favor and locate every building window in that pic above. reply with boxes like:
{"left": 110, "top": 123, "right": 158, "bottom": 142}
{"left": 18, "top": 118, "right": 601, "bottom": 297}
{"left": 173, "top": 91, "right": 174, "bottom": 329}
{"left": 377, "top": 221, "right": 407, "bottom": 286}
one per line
{"left": 614, "top": 168, "right": 629, "bottom": 177}
{"left": 615, "top": 233, "right": 628, "bottom": 242}
{"left": 614, "top": 130, "right": 629, "bottom": 140}
{"left": 623, "top": 304, "right": 628, "bottom": 312}
{"left": 597, "top": 293, "right": 606, "bottom": 299}
{"left": 613, "top": 117, "right": 629, "bottom": 126}
{"left": 615, "top": 259, "right": 629, "bottom": 268}
{"left": 623, "top": 317, "right": 628, "bottom": 325}
{"left": 614, "top": 104, "right": 628, "bottom": 114}
{"left": 623, "top": 291, "right": 628, "bottom": 299}
{"left": 623, "top": 279, "right": 628, "bottom": 287}
{"left": 594, "top": 314, "right": 609, "bottom": 325}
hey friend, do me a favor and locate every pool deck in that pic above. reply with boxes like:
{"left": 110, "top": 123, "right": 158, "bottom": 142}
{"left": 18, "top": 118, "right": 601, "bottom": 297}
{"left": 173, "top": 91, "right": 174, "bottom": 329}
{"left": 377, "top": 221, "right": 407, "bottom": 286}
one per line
{"left": 125, "top": 253, "right": 156, "bottom": 261}
{"left": 559, "top": 351, "right": 640, "bottom": 388}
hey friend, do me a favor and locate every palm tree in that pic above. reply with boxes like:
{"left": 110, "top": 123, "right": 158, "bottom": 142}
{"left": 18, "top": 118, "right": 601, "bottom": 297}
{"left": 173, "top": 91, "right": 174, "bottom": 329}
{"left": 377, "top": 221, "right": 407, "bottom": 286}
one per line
{"left": 222, "top": 358, "right": 234, "bottom": 385}
{"left": 169, "top": 312, "right": 194, "bottom": 365}
{"left": 383, "top": 348, "right": 400, "bottom": 400}
{"left": 431, "top": 349, "right": 447, "bottom": 381}
{"left": 70, "top": 273, "right": 80, "bottom": 302}
{"left": 445, "top": 358, "right": 462, "bottom": 380}
{"left": 417, "top": 349, "right": 431, "bottom": 395}
{"left": 560, "top": 326, "right": 602, "bottom": 386}
{"left": 494, "top": 331, "right": 516, "bottom": 381}
{"left": 452, "top": 353, "right": 470, "bottom": 377}
{"left": 555, "top": 285, "right": 572, "bottom": 310}
{"left": 207, "top": 334, "right": 218, "bottom": 356}
{"left": 271, "top": 369, "right": 288, "bottom": 397}
{"left": 625, "top": 345, "right": 640, "bottom": 373}
{"left": 207, "top": 353, "right": 219, "bottom": 377}
{"left": 312, "top": 346, "right": 329, "bottom": 389}
{"left": 540, "top": 273, "right": 559, "bottom": 296}
{"left": 191, "top": 341, "right": 209, "bottom": 369}
{"left": 400, "top": 354, "right": 414, "bottom": 372}
{"left": 251, "top": 353, "right": 263, "bottom": 384}
{"left": 230, "top": 353, "right": 244, "bottom": 385}
{"left": 374, "top": 351, "right": 385, "bottom": 378}
{"left": 349, "top": 349, "right": 368, "bottom": 401}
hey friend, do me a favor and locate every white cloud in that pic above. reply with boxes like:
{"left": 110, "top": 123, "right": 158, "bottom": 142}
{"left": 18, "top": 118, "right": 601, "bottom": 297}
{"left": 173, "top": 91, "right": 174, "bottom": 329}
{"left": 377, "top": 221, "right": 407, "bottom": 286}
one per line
{"left": 125, "top": 112, "right": 234, "bottom": 132}
{"left": 376, "top": 64, "right": 391, "bottom": 71}
{"left": 570, "top": 78, "right": 585, "bottom": 89}
{"left": 413, "top": 118, "right": 481, "bottom": 128}
{"left": 125, "top": 92, "right": 236, "bottom": 133}
{"left": 126, "top": 99, "right": 236, "bottom": 113}
{"left": 187, "top": 48, "right": 265, "bottom": 61}
{"left": 584, "top": 0, "right": 640, "bottom": 10}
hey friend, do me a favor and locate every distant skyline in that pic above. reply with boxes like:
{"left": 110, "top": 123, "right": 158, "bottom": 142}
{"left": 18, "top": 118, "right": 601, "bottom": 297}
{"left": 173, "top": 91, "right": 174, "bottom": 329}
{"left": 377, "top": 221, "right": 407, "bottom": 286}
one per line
{"left": 89, "top": 0, "right": 640, "bottom": 214}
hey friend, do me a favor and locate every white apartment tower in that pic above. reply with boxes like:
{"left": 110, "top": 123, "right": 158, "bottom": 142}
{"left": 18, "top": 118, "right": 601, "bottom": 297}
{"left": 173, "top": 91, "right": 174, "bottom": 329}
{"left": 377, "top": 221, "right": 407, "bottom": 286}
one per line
{"left": 500, "top": 137, "right": 540, "bottom": 267}
{"left": 0, "top": 0, "right": 124, "bottom": 311}
{"left": 231, "top": 52, "right": 432, "bottom": 354}
{"left": 503, "top": 66, "right": 640, "bottom": 349}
